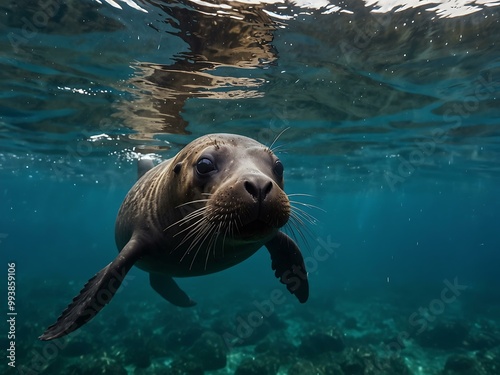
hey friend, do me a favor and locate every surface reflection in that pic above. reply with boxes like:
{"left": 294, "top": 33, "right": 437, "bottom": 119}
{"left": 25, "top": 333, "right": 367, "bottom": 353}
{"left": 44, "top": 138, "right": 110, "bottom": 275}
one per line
{"left": 122, "top": 0, "right": 281, "bottom": 138}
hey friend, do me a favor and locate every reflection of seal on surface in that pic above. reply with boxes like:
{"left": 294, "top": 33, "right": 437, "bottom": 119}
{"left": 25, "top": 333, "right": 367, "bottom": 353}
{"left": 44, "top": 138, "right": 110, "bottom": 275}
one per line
{"left": 40, "top": 134, "right": 309, "bottom": 340}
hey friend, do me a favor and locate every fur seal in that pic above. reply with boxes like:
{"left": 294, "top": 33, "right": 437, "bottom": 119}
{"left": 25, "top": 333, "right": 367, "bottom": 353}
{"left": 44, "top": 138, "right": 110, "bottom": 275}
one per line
{"left": 40, "top": 133, "right": 309, "bottom": 340}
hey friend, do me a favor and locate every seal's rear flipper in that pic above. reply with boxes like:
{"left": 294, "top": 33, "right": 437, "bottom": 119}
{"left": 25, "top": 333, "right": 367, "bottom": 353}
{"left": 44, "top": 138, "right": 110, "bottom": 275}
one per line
{"left": 266, "top": 231, "right": 309, "bottom": 303}
{"left": 149, "top": 273, "right": 196, "bottom": 307}
{"left": 39, "top": 238, "right": 144, "bottom": 341}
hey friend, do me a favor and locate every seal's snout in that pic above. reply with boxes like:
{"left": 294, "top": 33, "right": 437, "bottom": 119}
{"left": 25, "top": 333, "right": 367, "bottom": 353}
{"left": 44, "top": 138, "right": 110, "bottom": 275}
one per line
{"left": 244, "top": 176, "right": 273, "bottom": 202}
{"left": 209, "top": 172, "right": 289, "bottom": 237}
{"left": 230, "top": 173, "right": 289, "bottom": 231}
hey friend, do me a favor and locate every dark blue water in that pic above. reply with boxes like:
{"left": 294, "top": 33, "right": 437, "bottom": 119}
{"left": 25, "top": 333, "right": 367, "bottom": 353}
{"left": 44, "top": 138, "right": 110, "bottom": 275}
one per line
{"left": 1, "top": 1, "right": 500, "bottom": 374}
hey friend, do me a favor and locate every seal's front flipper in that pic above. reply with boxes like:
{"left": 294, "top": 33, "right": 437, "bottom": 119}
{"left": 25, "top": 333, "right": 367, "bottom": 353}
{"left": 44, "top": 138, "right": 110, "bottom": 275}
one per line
{"left": 149, "top": 273, "right": 196, "bottom": 307}
{"left": 39, "top": 238, "right": 144, "bottom": 341}
{"left": 266, "top": 231, "right": 309, "bottom": 303}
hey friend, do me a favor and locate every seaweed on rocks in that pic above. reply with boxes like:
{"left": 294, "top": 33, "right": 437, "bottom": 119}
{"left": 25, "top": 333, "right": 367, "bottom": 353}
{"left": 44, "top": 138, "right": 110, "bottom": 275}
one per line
{"left": 475, "top": 346, "right": 500, "bottom": 374}
{"left": 443, "top": 354, "right": 479, "bottom": 374}
{"left": 188, "top": 331, "right": 227, "bottom": 371}
{"left": 299, "top": 326, "right": 346, "bottom": 358}
{"left": 254, "top": 331, "right": 298, "bottom": 361}
{"left": 338, "top": 347, "right": 412, "bottom": 375}
{"left": 165, "top": 325, "right": 205, "bottom": 348}
{"left": 169, "top": 353, "right": 204, "bottom": 375}
{"left": 288, "top": 360, "right": 344, "bottom": 375}
{"left": 415, "top": 320, "right": 470, "bottom": 350}
{"left": 234, "top": 355, "right": 280, "bottom": 375}
{"left": 64, "top": 355, "right": 128, "bottom": 375}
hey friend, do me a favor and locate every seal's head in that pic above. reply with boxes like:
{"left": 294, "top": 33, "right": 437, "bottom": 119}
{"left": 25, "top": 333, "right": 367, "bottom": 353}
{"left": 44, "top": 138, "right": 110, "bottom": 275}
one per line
{"left": 167, "top": 134, "right": 290, "bottom": 243}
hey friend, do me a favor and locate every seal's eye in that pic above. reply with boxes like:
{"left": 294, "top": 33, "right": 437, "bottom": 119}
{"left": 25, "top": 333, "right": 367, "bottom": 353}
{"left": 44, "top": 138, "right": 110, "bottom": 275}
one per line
{"left": 273, "top": 160, "right": 284, "bottom": 178}
{"left": 196, "top": 158, "right": 216, "bottom": 175}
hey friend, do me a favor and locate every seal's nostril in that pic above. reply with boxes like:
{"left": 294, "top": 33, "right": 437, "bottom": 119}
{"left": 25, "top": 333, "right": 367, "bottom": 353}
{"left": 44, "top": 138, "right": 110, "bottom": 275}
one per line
{"left": 262, "top": 181, "right": 273, "bottom": 199}
{"left": 244, "top": 180, "right": 259, "bottom": 199}
{"left": 244, "top": 179, "right": 273, "bottom": 201}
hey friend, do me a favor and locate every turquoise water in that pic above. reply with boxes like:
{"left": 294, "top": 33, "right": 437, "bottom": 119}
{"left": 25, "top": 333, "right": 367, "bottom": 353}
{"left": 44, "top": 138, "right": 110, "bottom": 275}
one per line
{"left": 1, "top": 0, "right": 500, "bottom": 374}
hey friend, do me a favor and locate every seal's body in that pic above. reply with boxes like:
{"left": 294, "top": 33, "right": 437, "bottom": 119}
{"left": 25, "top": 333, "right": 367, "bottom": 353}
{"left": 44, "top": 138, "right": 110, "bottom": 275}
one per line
{"left": 40, "top": 134, "right": 309, "bottom": 340}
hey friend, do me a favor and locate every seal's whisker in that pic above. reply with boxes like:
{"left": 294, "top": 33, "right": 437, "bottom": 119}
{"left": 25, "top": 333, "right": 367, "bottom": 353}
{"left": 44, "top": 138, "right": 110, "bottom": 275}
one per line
{"left": 291, "top": 211, "right": 316, "bottom": 239}
{"left": 182, "top": 222, "right": 212, "bottom": 262}
{"left": 203, "top": 231, "right": 215, "bottom": 270}
{"left": 290, "top": 204, "right": 318, "bottom": 225}
{"left": 169, "top": 211, "right": 207, "bottom": 236}
{"left": 287, "top": 193, "right": 315, "bottom": 198}
{"left": 289, "top": 200, "right": 325, "bottom": 213}
{"left": 283, "top": 220, "right": 304, "bottom": 251}
{"left": 184, "top": 205, "right": 209, "bottom": 218}
{"left": 191, "top": 221, "right": 214, "bottom": 250}
{"left": 164, "top": 206, "right": 207, "bottom": 231}
{"left": 175, "top": 199, "right": 210, "bottom": 209}
{"left": 171, "top": 214, "right": 205, "bottom": 232}
{"left": 287, "top": 192, "right": 323, "bottom": 226}
{"left": 175, "top": 209, "right": 207, "bottom": 227}
{"left": 184, "top": 231, "right": 208, "bottom": 259}
{"left": 222, "top": 219, "right": 232, "bottom": 259}
{"left": 233, "top": 213, "right": 240, "bottom": 235}
{"left": 287, "top": 214, "right": 311, "bottom": 251}
{"left": 236, "top": 214, "right": 244, "bottom": 232}
{"left": 170, "top": 218, "right": 207, "bottom": 254}
{"left": 289, "top": 210, "right": 306, "bottom": 227}
{"left": 287, "top": 192, "right": 324, "bottom": 211}
{"left": 205, "top": 222, "right": 219, "bottom": 258}
{"left": 267, "top": 127, "right": 290, "bottom": 153}
{"left": 215, "top": 221, "right": 224, "bottom": 257}
{"left": 188, "top": 224, "right": 216, "bottom": 269}
{"left": 174, "top": 221, "right": 206, "bottom": 250}
{"left": 284, "top": 222, "right": 297, "bottom": 245}
{"left": 172, "top": 219, "right": 206, "bottom": 244}
{"left": 205, "top": 222, "right": 223, "bottom": 270}
{"left": 231, "top": 214, "right": 236, "bottom": 238}
{"left": 175, "top": 213, "right": 211, "bottom": 246}
{"left": 163, "top": 207, "right": 206, "bottom": 232}
{"left": 188, "top": 234, "right": 208, "bottom": 267}
{"left": 269, "top": 144, "right": 289, "bottom": 154}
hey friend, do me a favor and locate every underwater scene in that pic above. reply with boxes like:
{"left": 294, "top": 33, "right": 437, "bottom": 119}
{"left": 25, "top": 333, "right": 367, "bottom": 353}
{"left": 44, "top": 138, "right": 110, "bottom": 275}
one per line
{"left": 1, "top": 0, "right": 500, "bottom": 374}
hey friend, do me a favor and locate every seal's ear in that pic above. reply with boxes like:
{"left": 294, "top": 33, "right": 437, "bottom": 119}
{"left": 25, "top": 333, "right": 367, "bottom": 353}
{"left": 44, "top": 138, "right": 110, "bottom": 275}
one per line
{"left": 39, "top": 237, "right": 144, "bottom": 341}
{"left": 173, "top": 162, "right": 182, "bottom": 174}
{"left": 265, "top": 232, "right": 309, "bottom": 303}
